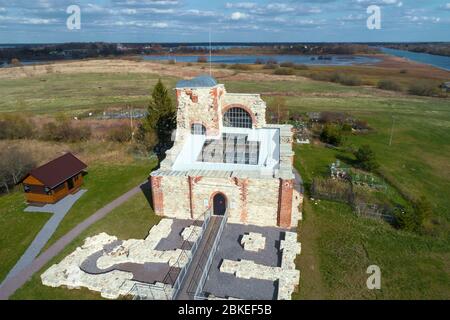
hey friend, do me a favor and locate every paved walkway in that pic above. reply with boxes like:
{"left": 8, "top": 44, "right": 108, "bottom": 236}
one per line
{"left": 176, "top": 216, "right": 223, "bottom": 300}
{"left": 3, "top": 190, "right": 87, "bottom": 283}
{"left": 0, "top": 183, "right": 144, "bottom": 300}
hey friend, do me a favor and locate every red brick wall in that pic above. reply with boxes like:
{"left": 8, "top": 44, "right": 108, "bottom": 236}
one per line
{"left": 150, "top": 176, "right": 164, "bottom": 216}
{"left": 278, "top": 179, "right": 294, "bottom": 228}
{"left": 234, "top": 177, "right": 249, "bottom": 223}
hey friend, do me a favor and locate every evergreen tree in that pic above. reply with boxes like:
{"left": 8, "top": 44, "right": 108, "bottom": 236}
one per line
{"left": 138, "top": 79, "right": 176, "bottom": 155}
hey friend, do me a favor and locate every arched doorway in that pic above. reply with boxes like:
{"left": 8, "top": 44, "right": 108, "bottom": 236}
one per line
{"left": 212, "top": 193, "right": 227, "bottom": 216}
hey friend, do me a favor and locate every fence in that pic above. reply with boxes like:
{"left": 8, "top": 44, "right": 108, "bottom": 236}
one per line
{"left": 194, "top": 210, "right": 229, "bottom": 300}
{"left": 128, "top": 209, "right": 212, "bottom": 300}
{"left": 311, "top": 178, "right": 395, "bottom": 223}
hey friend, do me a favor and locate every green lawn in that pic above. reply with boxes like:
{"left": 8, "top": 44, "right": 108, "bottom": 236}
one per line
{"left": 42, "top": 159, "right": 155, "bottom": 251}
{"left": 293, "top": 144, "right": 450, "bottom": 299}
{"left": 12, "top": 191, "right": 161, "bottom": 300}
{"left": 0, "top": 192, "right": 51, "bottom": 283}
{"left": 0, "top": 159, "right": 154, "bottom": 286}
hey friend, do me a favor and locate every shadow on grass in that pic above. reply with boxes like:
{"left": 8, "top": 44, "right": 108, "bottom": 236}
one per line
{"left": 139, "top": 181, "right": 153, "bottom": 209}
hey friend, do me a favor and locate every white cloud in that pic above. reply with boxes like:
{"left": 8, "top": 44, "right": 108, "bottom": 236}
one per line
{"left": 225, "top": 2, "right": 256, "bottom": 9}
{"left": 152, "top": 22, "right": 169, "bottom": 28}
{"left": 231, "top": 12, "right": 249, "bottom": 20}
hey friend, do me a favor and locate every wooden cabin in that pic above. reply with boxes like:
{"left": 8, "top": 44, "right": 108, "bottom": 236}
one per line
{"left": 22, "top": 153, "right": 87, "bottom": 205}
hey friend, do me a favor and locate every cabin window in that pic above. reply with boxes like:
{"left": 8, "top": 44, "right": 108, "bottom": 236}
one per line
{"left": 24, "top": 185, "right": 31, "bottom": 193}
{"left": 223, "top": 107, "right": 253, "bottom": 128}
{"left": 191, "top": 123, "right": 206, "bottom": 135}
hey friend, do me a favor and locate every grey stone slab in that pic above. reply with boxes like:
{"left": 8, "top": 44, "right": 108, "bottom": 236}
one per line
{"left": 202, "top": 223, "right": 284, "bottom": 300}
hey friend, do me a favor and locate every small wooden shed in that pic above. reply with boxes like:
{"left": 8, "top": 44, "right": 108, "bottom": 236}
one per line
{"left": 22, "top": 153, "right": 87, "bottom": 205}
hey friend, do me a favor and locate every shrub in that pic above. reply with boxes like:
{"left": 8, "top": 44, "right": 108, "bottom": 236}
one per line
{"left": 254, "top": 58, "right": 264, "bottom": 65}
{"left": 41, "top": 121, "right": 91, "bottom": 142}
{"left": 186, "top": 62, "right": 193, "bottom": 66}
{"left": 197, "top": 56, "right": 208, "bottom": 63}
{"left": 0, "top": 115, "right": 34, "bottom": 140}
{"left": 377, "top": 79, "right": 402, "bottom": 91}
{"left": 10, "top": 58, "right": 21, "bottom": 66}
{"left": 293, "top": 64, "right": 309, "bottom": 70}
{"left": 263, "top": 63, "right": 279, "bottom": 69}
{"left": 273, "top": 68, "right": 295, "bottom": 76}
{"left": 393, "top": 207, "right": 421, "bottom": 232}
{"left": 354, "top": 145, "right": 379, "bottom": 171}
{"left": 331, "top": 72, "right": 362, "bottom": 86}
{"left": 108, "top": 125, "right": 132, "bottom": 143}
{"left": 320, "top": 124, "right": 343, "bottom": 146}
{"left": 408, "top": 82, "right": 439, "bottom": 97}
{"left": 220, "top": 63, "right": 227, "bottom": 68}
{"left": 168, "top": 59, "right": 176, "bottom": 65}
{"left": 280, "top": 61, "right": 295, "bottom": 68}
{"left": 399, "top": 69, "right": 408, "bottom": 74}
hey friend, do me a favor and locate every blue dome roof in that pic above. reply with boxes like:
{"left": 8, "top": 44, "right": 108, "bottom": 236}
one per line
{"left": 176, "top": 75, "right": 218, "bottom": 88}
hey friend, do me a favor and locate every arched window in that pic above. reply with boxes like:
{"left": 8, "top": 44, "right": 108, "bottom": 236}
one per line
{"left": 223, "top": 107, "right": 253, "bottom": 128}
{"left": 191, "top": 123, "right": 206, "bottom": 135}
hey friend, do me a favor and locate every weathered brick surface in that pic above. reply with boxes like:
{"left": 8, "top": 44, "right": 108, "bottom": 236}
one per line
{"left": 278, "top": 179, "right": 294, "bottom": 228}
{"left": 155, "top": 175, "right": 281, "bottom": 227}
{"left": 150, "top": 176, "right": 164, "bottom": 216}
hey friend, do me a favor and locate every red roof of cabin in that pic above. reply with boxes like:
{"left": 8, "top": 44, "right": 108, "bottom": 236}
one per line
{"left": 27, "top": 153, "right": 87, "bottom": 188}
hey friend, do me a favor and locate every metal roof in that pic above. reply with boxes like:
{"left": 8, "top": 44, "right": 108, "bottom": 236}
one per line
{"left": 26, "top": 153, "right": 87, "bottom": 188}
{"left": 176, "top": 75, "right": 218, "bottom": 88}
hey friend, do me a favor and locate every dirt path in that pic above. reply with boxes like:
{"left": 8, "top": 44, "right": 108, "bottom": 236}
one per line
{"left": 0, "top": 183, "right": 145, "bottom": 300}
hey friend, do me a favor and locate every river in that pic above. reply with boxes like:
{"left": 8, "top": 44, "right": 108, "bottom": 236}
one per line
{"left": 378, "top": 47, "right": 450, "bottom": 71}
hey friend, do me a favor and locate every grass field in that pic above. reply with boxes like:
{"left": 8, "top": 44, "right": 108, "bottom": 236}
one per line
{"left": 0, "top": 152, "right": 155, "bottom": 285}
{"left": 0, "top": 193, "right": 51, "bottom": 283}
{"left": 293, "top": 144, "right": 450, "bottom": 299}
{"left": 0, "top": 59, "right": 449, "bottom": 299}
{"left": 11, "top": 191, "right": 160, "bottom": 300}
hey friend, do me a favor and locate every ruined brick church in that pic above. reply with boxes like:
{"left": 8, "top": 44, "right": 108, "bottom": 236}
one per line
{"left": 150, "top": 75, "right": 301, "bottom": 229}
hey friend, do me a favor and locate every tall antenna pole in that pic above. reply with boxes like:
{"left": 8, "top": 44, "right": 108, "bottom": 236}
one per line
{"left": 209, "top": 28, "right": 212, "bottom": 76}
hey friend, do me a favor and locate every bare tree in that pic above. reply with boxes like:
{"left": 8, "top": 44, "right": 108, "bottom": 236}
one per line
{"left": 0, "top": 146, "right": 36, "bottom": 194}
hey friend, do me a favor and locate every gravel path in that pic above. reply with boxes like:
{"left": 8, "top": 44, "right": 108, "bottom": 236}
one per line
{"left": 2, "top": 190, "right": 87, "bottom": 283}
{"left": 0, "top": 183, "right": 145, "bottom": 300}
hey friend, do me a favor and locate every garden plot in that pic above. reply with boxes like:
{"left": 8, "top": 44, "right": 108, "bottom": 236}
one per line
{"left": 40, "top": 218, "right": 202, "bottom": 299}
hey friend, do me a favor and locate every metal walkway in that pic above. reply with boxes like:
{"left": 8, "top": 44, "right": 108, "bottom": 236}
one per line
{"left": 175, "top": 215, "right": 223, "bottom": 300}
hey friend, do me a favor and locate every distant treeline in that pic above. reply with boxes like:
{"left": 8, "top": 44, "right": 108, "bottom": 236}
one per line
{"left": 384, "top": 43, "right": 450, "bottom": 57}
{"left": 0, "top": 42, "right": 382, "bottom": 64}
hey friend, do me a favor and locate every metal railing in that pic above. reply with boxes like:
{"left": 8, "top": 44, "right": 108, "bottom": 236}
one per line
{"left": 128, "top": 282, "right": 170, "bottom": 300}
{"left": 128, "top": 209, "right": 212, "bottom": 300}
{"left": 194, "top": 210, "right": 229, "bottom": 300}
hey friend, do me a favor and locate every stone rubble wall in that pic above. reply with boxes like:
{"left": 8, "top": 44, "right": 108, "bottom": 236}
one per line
{"left": 181, "top": 225, "right": 202, "bottom": 241}
{"left": 175, "top": 85, "right": 225, "bottom": 140}
{"left": 219, "top": 230, "right": 301, "bottom": 300}
{"left": 40, "top": 219, "right": 201, "bottom": 300}
{"left": 158, "top": 175, "right": 192, "bottom": 219}
{"left": 241, "top": 233, "right": 266, "bottom": 252}
{"left": 222, "top": 93, "right": 267, "bottom": 128}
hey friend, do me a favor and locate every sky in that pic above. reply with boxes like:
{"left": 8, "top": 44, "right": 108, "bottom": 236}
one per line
{"left": 0, "top": 0, "right": 449, "bottom": 43}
